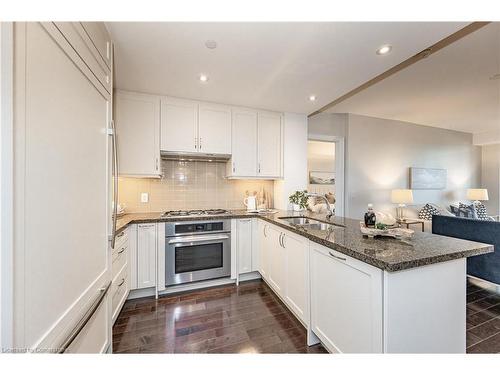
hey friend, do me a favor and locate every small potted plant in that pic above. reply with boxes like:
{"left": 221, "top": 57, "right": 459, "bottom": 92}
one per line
{"left": 289, "top": 190, "right": 308, "bottom": 211}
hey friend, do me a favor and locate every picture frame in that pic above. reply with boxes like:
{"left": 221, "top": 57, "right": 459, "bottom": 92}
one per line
{"left": 309, "top": 171, "right": 335, "bottom": 185}
{"left": 409, "top": 167, "right": 447, "bottom": 190}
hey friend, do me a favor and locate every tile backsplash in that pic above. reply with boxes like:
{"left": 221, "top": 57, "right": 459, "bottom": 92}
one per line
{"left": 118, "top": 160, "right": 274, "bottom": 213}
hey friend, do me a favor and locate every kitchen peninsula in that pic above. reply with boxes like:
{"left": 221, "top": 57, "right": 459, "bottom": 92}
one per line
{"left": 115, "top": 210, "right": 493, "bottom": 353}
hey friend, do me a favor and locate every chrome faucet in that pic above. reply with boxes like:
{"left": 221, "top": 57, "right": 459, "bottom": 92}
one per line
{"left": 307, "top": 193, "right": 335, "bottom": 220}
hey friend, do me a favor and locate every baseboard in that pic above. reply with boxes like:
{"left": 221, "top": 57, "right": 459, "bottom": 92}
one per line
{"left": 467, "top": 274, "right": 500, "bottom": 292}
{"left": 238, "top": 271, "right": 262, "bottom": 282}
{"left": 126, "top": 272, "right": 264, "bottom": 302}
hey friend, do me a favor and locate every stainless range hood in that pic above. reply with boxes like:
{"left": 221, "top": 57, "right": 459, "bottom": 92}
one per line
{"left": 160, "top": 151, "right": 231, "bottom": 162}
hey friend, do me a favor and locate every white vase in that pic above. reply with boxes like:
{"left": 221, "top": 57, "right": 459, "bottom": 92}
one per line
{"left": 292, "top": 204, "right": 302, "bottom": 211}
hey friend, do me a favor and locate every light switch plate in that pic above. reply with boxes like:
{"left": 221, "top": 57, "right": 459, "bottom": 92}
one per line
{"left": 140, "top": 192, "right": 149, "bottom": 203}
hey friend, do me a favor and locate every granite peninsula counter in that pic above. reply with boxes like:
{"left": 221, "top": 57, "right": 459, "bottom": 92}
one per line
{"left": 116, "top": 210, "right": 493, "bottom": 272}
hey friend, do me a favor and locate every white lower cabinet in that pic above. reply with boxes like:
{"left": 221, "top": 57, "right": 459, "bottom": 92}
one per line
{"left": 310, "top": 243, "right": 383, "bottom": 353}
{"left": 136, "top": 223, "right": 157, "bottom": 289}
{"left": 237, "top": 219, "right": 253, "bottom": 274}
{"left": 268, "top": 225, "right": 286, "bottom": 295}
{"left": 282, "top": 231, "right": 309, "bottom": 324}
{"left": 258, "top": 221, "right": 270, "bottom": 279}
{"left": 111, "top": 227, "right": 130, "bottom": 323}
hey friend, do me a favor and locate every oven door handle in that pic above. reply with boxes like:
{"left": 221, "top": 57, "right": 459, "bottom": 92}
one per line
{"left": 167, "top": 234, "right": 230, "bottom": 244}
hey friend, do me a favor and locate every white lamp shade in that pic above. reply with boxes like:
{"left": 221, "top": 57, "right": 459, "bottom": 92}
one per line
{"left": 391, "top": 189, "right": 414, "bottom": 204}
{"left": 467, "top": 189, "right": 489, "bottom": 201}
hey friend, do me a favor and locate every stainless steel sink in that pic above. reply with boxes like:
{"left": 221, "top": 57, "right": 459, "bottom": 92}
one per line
{"left": 278, "top": 216, "right": 336, "bottom": 230}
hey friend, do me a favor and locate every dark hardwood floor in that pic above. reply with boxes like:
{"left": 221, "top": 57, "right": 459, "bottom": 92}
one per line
{"left": 113, "top": 277, "right": 500, "bottom": 353}
{"left": 466, "top": 278, "right": 500, "bottom": 353}
{"left": 112, "top": 280, "right": 327, "bottom": 353}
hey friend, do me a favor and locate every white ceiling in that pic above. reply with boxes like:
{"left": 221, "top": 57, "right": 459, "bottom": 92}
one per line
{"left": 106, "top": 22, "right": 467, "bottom": 114}
{"left": 328, "top": 23, "right": 500, "bottom": 134}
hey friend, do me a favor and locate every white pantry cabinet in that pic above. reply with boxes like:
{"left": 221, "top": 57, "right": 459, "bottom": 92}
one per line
{"left": 281, "top": 230, "right": 309, "bottom": 324}
{"left": 115, "top": 90, "right": 161, "bottom": 177}
{"left": 136, "top": 223, "right": 157, "bottom": 289}
{"left": 198, "top": 103, "right": 232, "bottom": 154}
{"left": 228, "top": 108, "right": 258, "bottom": 177}
{"left": 236, "top": 219, "right": 253, "bottom": 274}
{"left": 310, "top": 243, "right": 383, "bottom": 353}
{"left": 161, "top": 97, "right": 198, "bottom": 153}
{"left": 257, "top": 111, "right": 282, "bottom": 178}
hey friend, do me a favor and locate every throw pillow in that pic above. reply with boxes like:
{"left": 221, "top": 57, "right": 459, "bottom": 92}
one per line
{"left": 473, "top": 201, "right": 491, "bottom": 220}
{"left": 458, "top": 202, "right": 478, "bottom": 219}
{"left": 419, "top": 203, "right": 440, "bottom": 220}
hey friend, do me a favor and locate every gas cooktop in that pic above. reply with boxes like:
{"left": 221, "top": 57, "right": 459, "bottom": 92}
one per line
{"left": 161, "top": 209, "right": 230, "bottom": 217}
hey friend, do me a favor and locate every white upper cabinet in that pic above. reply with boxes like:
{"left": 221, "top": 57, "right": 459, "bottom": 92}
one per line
{"left": 257, "top": 111, "right": 282, "bottom": 177}
{"left": 115, "top": 90, "right": 161, "bottom": 177}
{"left": 198, "top": 103, "right": 231, "bottom": 154}
{"left": 161, "top": 97, "right": 198, "bottom": 153}
{"left": 229, "top": 108, "right": 258, "bottom": 177}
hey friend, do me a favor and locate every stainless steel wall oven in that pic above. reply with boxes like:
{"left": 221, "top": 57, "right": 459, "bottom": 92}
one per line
{"left": 165, "top": 220, "right": 231, "bottom": 286}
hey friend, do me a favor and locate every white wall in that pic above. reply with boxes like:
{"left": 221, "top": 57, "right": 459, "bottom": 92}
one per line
{"left": 308, "top": 112, "right": 347, "bottom": 138}
{"left": 481, "top": 144, "right": 500, "bottom": 216}
{"left": 346, "top": 114, "right": 482, "bottom": 219}
{"left": 274, "top": 112, "right": 308, "bottom": 210}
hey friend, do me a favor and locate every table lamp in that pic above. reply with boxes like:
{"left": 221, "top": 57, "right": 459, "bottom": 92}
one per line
{"left": 391, "top": 189, "right": 414, "bottom": 220}
{"left": 467, "top": 189, "right": 489, "bottom": 205}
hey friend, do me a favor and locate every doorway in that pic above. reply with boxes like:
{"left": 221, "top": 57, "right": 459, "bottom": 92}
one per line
{"left": 307, "top": 136, "right": 345, "bottom": 217}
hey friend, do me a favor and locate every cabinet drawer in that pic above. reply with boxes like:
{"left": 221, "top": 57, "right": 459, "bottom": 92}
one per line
{"left": 66, "top": 294, "right": 110, "bottom": 353}
{"left": 112, "top": 243, "right": 128, "bottom": 280}
{"left": 113, "top": 229, "right": 129, "bottom": 252}
{"left": 53, "top": 22, "right": 111, "bottom": 93}
{"left": 112, "top": 267, "right": 128, "bottom": 322}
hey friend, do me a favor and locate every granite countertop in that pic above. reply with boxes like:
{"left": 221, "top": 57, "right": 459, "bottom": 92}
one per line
{"left": 116, "top": 210, "right": 494, "bottom": 272}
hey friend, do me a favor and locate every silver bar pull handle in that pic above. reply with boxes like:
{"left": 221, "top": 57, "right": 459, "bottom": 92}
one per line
{"left": 329, "top": 252, "right": 346, "bottom": 262}
{"left": 110, "top": 119, "right": 118, "bottom": 249}
{"left": 168, "top": 234, "right": 230, "bottom": 244}
{"left": 58, "top": 281, "right": 111, "bottom": 353}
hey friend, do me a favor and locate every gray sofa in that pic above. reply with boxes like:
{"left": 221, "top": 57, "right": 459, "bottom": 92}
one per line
{"left": 432, "top": 215, "right": 500, "bottom": 285}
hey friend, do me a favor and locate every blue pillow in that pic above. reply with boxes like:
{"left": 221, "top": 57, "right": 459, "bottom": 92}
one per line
{"left": 452, "top": 202, "right": 478, "bottom": 219}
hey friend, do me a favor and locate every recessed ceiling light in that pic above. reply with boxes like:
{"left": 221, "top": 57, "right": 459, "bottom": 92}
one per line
{"left": 309, "top": 95, "right": 316, "bottom": 102}
{"left": 376, "top": 44, "right": 392, "bottom": 55}
{"left": 205, "top": 40, "right": 217, "bottom": 49}
{"left": 199, "top": 74, "right": 209, "bottom": 83}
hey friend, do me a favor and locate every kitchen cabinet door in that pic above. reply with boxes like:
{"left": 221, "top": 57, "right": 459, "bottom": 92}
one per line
{"left": 136, "top": 223, "right": 157, "bottom": 289}
{"left": 257, "top": 111, "right": 282, "bottom": 178}
{"left": 198, "top": 103, "right": 231, "bottom": 155}
{"left": 115, "top": 90, "right": 161, "bottom": 177}
{"left": 310, "top": 244, "right": 383, "bottom": 353}
{"left": 80, "top": 22, "right": 112, "bottom": 68}
{"left": 258, "top": 221, "right": 270, "bottom": 279}
{"left": 282, "top": 231, "right": 309, "bottom": 324}
{"left": 10, "top": 22, "right": 111, "bottom": 351}
{"left": 229, "top": 108, "right": 258, "bottom": 177}
{"left": 268, "top": 225, "right": 286, "bottom": 296}
{"left": 237, "top": 219, "right": 253, "bottom": 274}
{"left": 161, "top": 97, "right": 198, "bottom": 153}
